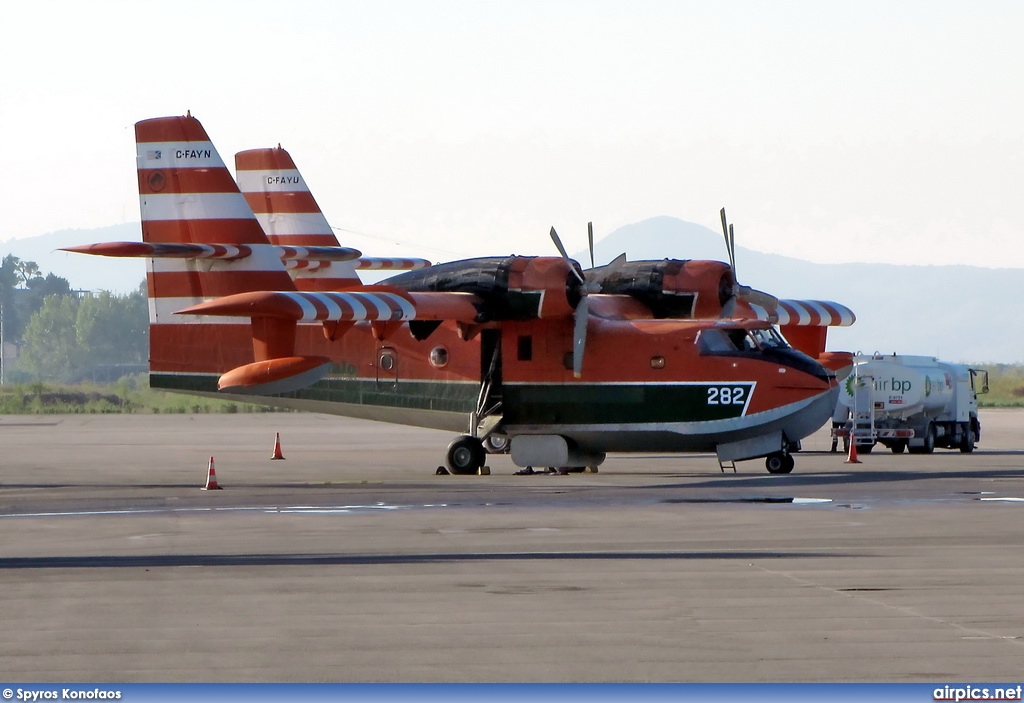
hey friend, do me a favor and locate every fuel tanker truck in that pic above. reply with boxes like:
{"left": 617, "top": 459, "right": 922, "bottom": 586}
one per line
{"left": 832, "top": 353, "right": 988, "bottom": 454}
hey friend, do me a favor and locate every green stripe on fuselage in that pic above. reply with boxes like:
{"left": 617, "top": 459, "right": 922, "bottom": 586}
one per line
{"left": 151, "top": 374, "right": 753, "bottom": 425}
{"left": 503, "top": 383, "right": 753, "bottom": 425}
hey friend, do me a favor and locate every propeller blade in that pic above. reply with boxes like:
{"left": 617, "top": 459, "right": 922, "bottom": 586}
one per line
{"left": 572, "top": 293, "right": 589, "bottom": 378}
{"left": 728, "top": 223, "right": 736, "bottom": 281}
{"left": 719, "top": 208, "right": 737, "bottom": 276}
{"left": 550, "top": 226, "right": 585, "bottom": 284}
{"left": 587, "top": 221, "right": 595, "bottom": 269}
{"left": 720, "top": 208, "right": 730, "bottom": 255}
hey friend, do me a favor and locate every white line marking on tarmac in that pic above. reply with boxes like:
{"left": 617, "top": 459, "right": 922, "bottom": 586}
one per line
{"left": 1, "top": 504, "right": 439, "bottom": 518}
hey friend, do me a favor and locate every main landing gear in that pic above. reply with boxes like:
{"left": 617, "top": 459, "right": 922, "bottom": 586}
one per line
{"left": 444, "top": 435, "right": 486, "bottom": 475}
{"left": 764, "top": 451, "right": 795, "bottom": 474}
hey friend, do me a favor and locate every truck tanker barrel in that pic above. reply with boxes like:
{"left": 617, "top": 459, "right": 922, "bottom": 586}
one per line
{"left": 833, "top": 353, "right": 987, "bottom": 455}
{"left": 836, "top": 356, "right": 956, "bottom": 417}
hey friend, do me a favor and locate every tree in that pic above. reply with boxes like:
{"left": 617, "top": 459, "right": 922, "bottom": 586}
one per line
{"left": 76, "top": 289, "right": 148, "bottom": 366}
{"left": 0, "top": 255, "right": 72, "bottom": 341}
{"left": 19, "top": 295, "right": 83, "bottom": 380}
{"left": 14, "top": 259, "right": 40, "bottom": 287}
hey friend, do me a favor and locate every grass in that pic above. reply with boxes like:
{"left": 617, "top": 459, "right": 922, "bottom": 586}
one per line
{"left": 0, "top": 375, "right": 277, "bottom": 414}
{"left": 975, "top": 363, "right": 1024, "bottom": 408}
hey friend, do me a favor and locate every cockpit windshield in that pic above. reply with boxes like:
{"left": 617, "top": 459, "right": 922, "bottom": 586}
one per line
{"left": 698, "top": 326, "right": 790, "bottom": 354}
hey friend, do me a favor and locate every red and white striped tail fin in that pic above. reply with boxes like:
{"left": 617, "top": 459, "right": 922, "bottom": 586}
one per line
{"left": 136, "top": 115, "right": 295, "bottom": 302}
{"left": 235, "top": 147, "right": 363, "bottom": 290}
{"left": 135, "top": 114, "right": 299, "bottom": 381}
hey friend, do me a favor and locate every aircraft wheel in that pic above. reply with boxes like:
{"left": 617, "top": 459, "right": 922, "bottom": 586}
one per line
{"left": 765, "top": 452, "right": 794, "bottom": 474}
{"left": 445, "top": 435, "right": 485, "bottom": 475}
{"left": 482, "top": 434, "right": 509, "bottom": 454}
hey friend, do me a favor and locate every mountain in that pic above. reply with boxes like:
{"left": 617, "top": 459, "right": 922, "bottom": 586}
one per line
{"left": 4, "top": 217, "right": 1021, "bottom": 363}
{"left": 2, "top": 223, "right": 145, "bottom": 294}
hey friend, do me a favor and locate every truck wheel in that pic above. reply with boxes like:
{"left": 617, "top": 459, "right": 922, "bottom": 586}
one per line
{"left": 891, "top": 441, "right": 907, "bottom": 454}
{"left": 922, "top": 424, "right": 935, "bottom": 454}
{"left": 959, "top": 429, "right": 976, "bottom": 453}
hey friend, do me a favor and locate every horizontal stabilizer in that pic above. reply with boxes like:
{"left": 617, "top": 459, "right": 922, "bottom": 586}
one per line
{"left": 177, "top": 289, "right": 480, "bottom": 323}
{"left": 219, "top": 356, "right": 332, "bottom": 395}
{"left": 61, "top": 241, "right": 251, "bottom": 260}
{"left": 277, "top": 245, "right": 362, "bottom": 262}
{"left": 62, "top": 241, "right": 363, "bottom": 264}
{"left": 356, "top": 257, "right": 431, "bottom": 270}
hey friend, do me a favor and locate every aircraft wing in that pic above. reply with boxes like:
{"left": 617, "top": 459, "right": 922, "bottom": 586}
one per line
{"left": 751, "top": 299, "right": 855, "bottom": 327}
{"left": 177, "top": 288, "right": 480, "bottom": 323}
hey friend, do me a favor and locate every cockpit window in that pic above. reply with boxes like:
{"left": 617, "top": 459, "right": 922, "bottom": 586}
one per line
{"left": 696, "top": 329, "right": 735, "bottom": 353}
{"left": 748, "top": 327, "right": 789, "bottom": 350}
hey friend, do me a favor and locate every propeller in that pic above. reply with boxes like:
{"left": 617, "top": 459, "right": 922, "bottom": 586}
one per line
{"left": 587, "top": 221, "right": 595, "bottom": 270}
{"left": 550, "top": 226, "right": 595, "bottom": 378}
{"left": 718, "top": 208, "right": 779, "bottom": 319}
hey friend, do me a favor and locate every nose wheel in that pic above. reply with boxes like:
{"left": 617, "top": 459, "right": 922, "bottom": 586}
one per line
{"left": 765, "top": 451, "right": 795, "bottom": 474}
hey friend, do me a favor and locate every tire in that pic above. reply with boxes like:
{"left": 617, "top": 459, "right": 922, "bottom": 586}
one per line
{"left": 858, "top": 442, "right": 875, "bottom": 454}
{"left": 908, "top": 424, "right": 936, "bottom": 455}
{"left": 482, "top": 434, "right": 509, "bottom": 454}
{"left": 922, "top": 424, "right": 935, "bottom": 454}
{"left": 891, "top": 441, "right": 907, "bottom": 454}
{"left": 959, "top": 429, "right": 976, "bottom": 453}
{"left": 765, "top": 452, "right": 794, "bottom": 474}
{"left": 445, "top": 435, "right": 485, "bottom": 474}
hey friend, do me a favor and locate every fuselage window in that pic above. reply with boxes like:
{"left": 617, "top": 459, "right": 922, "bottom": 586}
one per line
{"left": 429, "top": 347, "right": 449, "bottom": 368}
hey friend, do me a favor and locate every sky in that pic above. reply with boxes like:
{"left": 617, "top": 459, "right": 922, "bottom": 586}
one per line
{"left": 3, "top": 0, "right": 1023, "bottom": 268}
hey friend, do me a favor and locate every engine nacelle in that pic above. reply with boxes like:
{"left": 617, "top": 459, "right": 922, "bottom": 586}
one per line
{"left": 382, "top": 256, "right": 580, "bottom": 320}
{"left": 587, "top": 259, "right": 733, "bottom": 318}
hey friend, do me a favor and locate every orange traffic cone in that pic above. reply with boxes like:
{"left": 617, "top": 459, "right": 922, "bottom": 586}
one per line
{"left": 271, "top": 432, "right": 285, "bottom": 460}
{"left": 202, "top": 456, "right": 223, "bottom": 490}
{"left": 845, "top": 437, "right": 861, "bottom": 464}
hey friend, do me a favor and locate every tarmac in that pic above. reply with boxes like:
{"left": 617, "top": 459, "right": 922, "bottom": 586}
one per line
{"left": 1, "top": 409, "right": 1023, "bottom": 682}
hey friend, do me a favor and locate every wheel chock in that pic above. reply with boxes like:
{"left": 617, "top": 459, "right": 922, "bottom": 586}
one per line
{"left": 477, "top": 466, "right": 491, "bottom": 476}
{"left": 436, "top": 466, "right": 451, "bottom": 475}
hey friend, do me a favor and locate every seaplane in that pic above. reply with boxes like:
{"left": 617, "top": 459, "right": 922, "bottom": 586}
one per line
{"left": 65, "top": 113, "right": 855, "bottom": 475}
